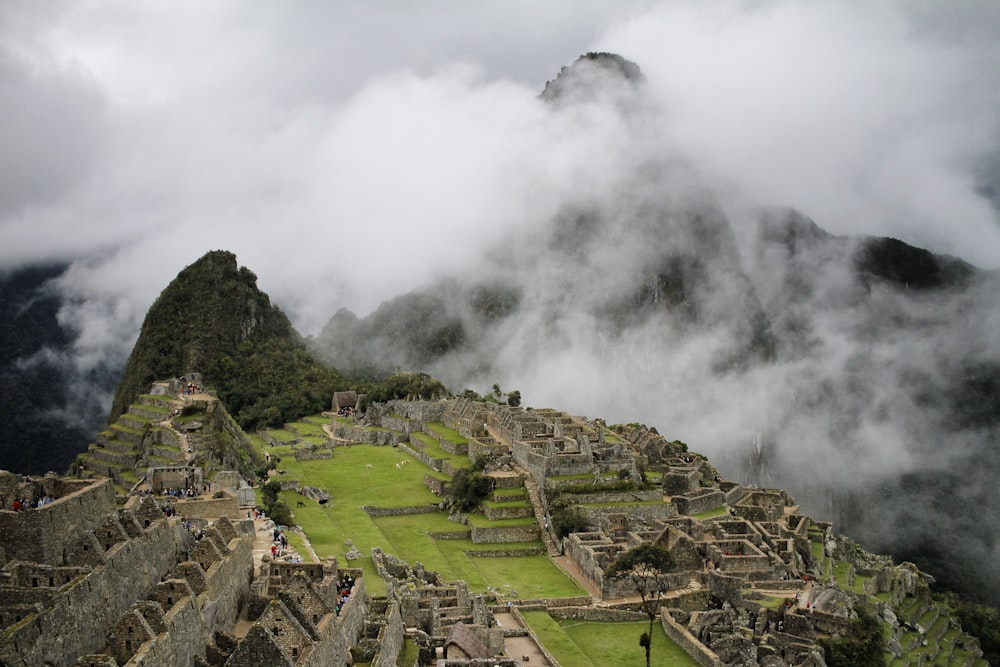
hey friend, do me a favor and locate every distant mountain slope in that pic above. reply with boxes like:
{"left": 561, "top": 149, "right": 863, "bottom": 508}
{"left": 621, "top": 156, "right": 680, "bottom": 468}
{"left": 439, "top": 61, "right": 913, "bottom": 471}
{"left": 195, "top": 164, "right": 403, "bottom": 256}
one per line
{"left": 0, "top": 263, "right": 106, "bottom": 473}
{"left": 736, "top": 207, "right": 1000, "bottom": 605}
{"left": 111, "top": 250, "right": 347, "bottom": 432}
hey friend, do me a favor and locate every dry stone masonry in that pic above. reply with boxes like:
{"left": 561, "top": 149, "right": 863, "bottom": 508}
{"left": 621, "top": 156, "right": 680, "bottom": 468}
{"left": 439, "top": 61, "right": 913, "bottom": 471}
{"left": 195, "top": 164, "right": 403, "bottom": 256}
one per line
{"left": 1, "top": 386, "right": 990, "bottom": 666}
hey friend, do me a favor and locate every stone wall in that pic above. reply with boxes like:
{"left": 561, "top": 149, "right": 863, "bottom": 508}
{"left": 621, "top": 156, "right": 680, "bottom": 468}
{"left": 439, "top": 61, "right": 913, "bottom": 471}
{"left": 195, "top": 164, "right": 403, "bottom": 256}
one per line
{"left": 424, "top": 474, "right": 448, "bottom": 495}
{"left": 469, "top": 524, "right": 538, "bottom": 544}
{"left": 465, "top": 547, "right": 544, "bottom": 557}
{"left": 125, "top": 595, "right": 203, "bottom": 667}
{"left": 482, "top": 503, "right": 533, "bottom": 521}
{"left": 363, "top": 505, "right": 440, "bottom": 518}
{"left": 508, "top": 606, "right": 564, "bottom": 667}
{"left": 382, "top": 400, "right": 448, "bottom": 424}
{"left": 373, "top": 600, "right": 404, "bottom": 667}
{"left": 201, "top": 533, "right": 254, "bottom": 636}
{"left": 578, "top": 502, "right": 677, "bottom": 527}
{"left": 0, "top": 514, "right": 184, "bottom": 666}
{"left": 174, "top": 496, "right": 243, "bottom": 520}
{"left": 329, "top": 423, "right": 407, "bottom": 446}
{"left": 673, "top": 488, "right": 726, "bottom": 516}
{"left": 662, "top": 610, "right": 722, "bottom": 667}
{"left": 0, "top": 477, "right": 117, "bottom": 565}
{"left": 555, "top": 489, "right": 662, "bottom": 504}
{"left": 401, "top": 441, "right": 442, "bottom": 472}
{"left": 511, "top": 443, "right": 592, "bottom": 480}
{"left": 547, "top": 606, "right": 646, "bottom": 622}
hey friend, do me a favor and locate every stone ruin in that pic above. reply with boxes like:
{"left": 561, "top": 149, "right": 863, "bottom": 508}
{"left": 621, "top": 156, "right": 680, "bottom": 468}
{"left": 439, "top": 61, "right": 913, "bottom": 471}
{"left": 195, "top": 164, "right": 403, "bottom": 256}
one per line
{"left": 2, "top": 393, "right": 991, "bottom": 666}
{"left": 0, "top": 468, "right": 370, "bottom": 667}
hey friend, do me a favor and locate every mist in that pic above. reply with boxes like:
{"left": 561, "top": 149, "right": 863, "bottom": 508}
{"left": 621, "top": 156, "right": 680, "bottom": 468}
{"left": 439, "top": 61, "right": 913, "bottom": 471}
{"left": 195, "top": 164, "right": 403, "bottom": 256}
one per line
{"left": 2, "top": 1, "right": 999, "bottom": 603}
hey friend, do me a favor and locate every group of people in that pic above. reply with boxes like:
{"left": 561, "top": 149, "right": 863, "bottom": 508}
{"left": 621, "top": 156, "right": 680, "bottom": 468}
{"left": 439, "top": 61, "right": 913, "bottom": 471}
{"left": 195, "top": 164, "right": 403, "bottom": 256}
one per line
{"left": 8, "top": 494, "right": 55, "bottom": 511}
{"left": 161, "top": 487, "right": 201, "bottom": 498}
{"left": 335, "top": 406, "right": 356, "bottom": 417}
{"left": 335, "top": 574, "right": 354, "bottom": 616}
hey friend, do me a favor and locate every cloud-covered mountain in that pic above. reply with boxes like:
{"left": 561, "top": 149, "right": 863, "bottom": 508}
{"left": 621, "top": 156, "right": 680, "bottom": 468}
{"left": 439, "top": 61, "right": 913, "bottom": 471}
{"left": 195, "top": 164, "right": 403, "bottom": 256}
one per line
{"left": 309, "top": 54, "right": 1000, "bottom": 606}
{"left": 1, "top": 5, "right": 998, "bottom": 607}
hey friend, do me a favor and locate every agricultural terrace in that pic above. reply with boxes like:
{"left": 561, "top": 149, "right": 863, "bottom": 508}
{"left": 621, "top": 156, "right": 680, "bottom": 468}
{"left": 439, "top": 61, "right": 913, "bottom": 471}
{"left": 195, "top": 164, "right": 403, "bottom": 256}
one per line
{"left": 261, "top": 430, "right": 585, "bottom": 600}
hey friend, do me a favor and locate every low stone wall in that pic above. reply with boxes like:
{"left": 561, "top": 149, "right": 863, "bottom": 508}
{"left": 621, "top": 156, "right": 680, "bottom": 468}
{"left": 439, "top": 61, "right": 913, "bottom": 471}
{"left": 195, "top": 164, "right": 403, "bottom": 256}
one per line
{"left": 330, "top": 423, "right": 407, "bottom": 446}
{"left": 602, "top": 572, "right": 692, "bottom": 600}
{"left": 468, "top": 439, "right": 510, "bottom": 462}
{"left": 673, "top": 489, "right": 726, "bottom": 516}
{"left": 293, "top": 449, "right": 333, "bottom": 461}
{"left": 470, "top": 524, "right": 538, "bottom": 544}
{"left": 441, "top": 461, "right": 467, "bottom": 477}
{"left": 465, "top": 547, "right": 544, "bottom": 557}
{"left": 662, "top": 610, "right": 722, "bottom": 667}
{"left": 381, "top": 415, "right": 421, "bottom": 435}
{"left": 801, "top": 608, "right": 851, "bottom": 636}
{"left": 362, "top": 505, "right": 440, "bottom": 518}
{"left": 428, "top": 531, "right": 471, "bottom": 540}
{"left": 491, "top": 474, "right": 524, "bottom": 490}
{"left": 423, "top": 474, "right": 448, "bottom": 495}
{"left": 578, "top": 502, "right": 677, "bottom": 526}
{"left": 401, "top": 441, "right": 442, "bottom": 472}
{"left": 557, "top": 489, "right": 663, "bottom": 504}
{"left": 483, "top": 503, "right": 534, "bottom": 521}
{"left": 547, "top": 606, "right": 646, "bottom": 622}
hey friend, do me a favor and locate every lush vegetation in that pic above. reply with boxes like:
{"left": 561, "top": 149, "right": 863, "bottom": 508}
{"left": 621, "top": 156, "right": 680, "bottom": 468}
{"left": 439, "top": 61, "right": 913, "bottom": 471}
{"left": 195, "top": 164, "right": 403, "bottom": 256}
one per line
{"left": 109, "top": 251, "right": 350, "bottom": 432}
{"left": 521, "top": 612, "right": 699, "bottom": 667}
{"left": 817, "top": 607, "right": 886, "bottom": 667}
{"left": 263, "top": 441, "right": 582, "bottom": 599}
{"left": 551, "top": 506, "right": 592, "bottom": 539}
{"left": 949, "top": 595, "right": 1000, "bottom": 666}
{"left": 357, "top": 371, "right": 449, "bottom": 411}
{"left": 446, "top": 456, "right": 493, "bottom": 512}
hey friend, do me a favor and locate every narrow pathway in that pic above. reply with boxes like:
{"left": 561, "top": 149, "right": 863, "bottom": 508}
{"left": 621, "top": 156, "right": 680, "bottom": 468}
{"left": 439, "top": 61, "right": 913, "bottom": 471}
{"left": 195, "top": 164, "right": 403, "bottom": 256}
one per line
{"left": 513, "top": 462, "right": 561, "bottom": 557}
{"left": 493, "top": 612, "right": 551, "bottom": 666}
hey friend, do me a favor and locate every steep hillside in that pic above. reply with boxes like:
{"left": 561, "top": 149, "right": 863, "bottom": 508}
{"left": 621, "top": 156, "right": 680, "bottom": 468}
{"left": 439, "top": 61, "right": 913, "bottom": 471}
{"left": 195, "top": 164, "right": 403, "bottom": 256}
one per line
{"left": 0, "top": 263, "right": 115, "bottom": 474}
{"left": 110, "top": 250, "right": 347, "bottom": 432}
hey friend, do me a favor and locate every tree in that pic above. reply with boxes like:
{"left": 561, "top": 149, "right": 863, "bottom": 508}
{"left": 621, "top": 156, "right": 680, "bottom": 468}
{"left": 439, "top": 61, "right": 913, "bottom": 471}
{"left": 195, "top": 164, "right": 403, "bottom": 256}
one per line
{"left": 261, "top": 480, "right": 282, "bottom": 511}
{"left": 551, "top": 506, "right": 590, "bottom": 539}
{"left": 506, "top": 390, "right": 521, "bottom": 407}
{"left": 446, "top": 458, "right": 494, "bottom": 513}
{"left": 605, "top": 543, "right": 675, "bottom": 667}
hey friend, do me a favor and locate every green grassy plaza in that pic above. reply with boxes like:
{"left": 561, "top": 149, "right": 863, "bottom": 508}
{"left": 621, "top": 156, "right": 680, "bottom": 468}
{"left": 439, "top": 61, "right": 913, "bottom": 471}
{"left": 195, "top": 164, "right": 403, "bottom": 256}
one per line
{"left": 261, "top": 437, "right": 584, "bottom": 599}
{"left": 521, "top": 611, "right": 701, "bottom": 667}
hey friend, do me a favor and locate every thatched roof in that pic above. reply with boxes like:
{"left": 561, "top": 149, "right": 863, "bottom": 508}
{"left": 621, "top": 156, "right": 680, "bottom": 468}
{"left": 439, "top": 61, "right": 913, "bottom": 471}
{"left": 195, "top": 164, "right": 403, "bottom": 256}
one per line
{"left": 332, "top": 391, "right": 358, "bottom": 409}
{"left": 444, "top": 621, "right": 490, "bottom": 660}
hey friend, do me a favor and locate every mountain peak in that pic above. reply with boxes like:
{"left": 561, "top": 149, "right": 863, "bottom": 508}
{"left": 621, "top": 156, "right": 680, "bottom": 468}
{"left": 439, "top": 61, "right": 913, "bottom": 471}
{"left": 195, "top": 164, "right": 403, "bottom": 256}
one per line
{"left": 540, "top": 52, "right": 644, "bottom": 103}
{"left": 108, "top": 250, "right": 296, "bottom": 422}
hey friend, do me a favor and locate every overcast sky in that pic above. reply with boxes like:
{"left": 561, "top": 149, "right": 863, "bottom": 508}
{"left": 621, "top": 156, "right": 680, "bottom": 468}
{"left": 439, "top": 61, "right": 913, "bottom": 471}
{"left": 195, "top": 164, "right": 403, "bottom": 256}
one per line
{"left": 2, "top": 0, "right": 999, "bottom": 345}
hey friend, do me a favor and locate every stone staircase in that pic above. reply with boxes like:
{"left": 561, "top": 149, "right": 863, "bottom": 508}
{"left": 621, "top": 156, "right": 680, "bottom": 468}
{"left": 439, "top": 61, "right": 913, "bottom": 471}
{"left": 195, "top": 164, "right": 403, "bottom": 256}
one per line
{"left": 511, "top": 463, "right": 560, "bottom": 557}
